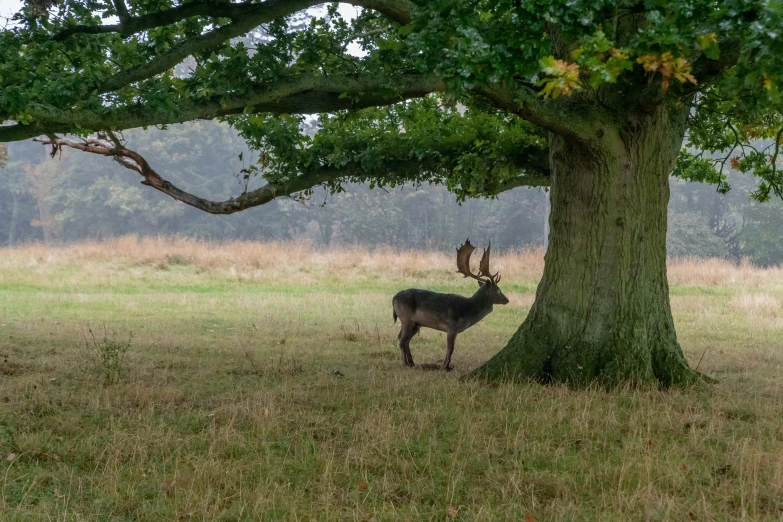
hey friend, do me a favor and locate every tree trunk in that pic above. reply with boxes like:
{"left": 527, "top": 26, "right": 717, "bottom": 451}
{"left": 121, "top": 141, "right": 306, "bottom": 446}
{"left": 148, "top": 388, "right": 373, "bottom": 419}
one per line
{"left": 38, "top": 198, "right": 54, "bottom": 246}
{"left": 470, "top": 105, "right": 703, "bottom": 387}
{"left": 542, "top": 189, "right": 550, "bottom": 248}
{"left": 7, "top": 192, "right": 19, "bottom": 246}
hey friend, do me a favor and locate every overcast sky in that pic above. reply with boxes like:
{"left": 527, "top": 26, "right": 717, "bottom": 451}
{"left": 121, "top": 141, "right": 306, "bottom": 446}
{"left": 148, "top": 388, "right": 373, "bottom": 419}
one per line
{"left": 0, "top": 0, "right": 21, "bottom": 18}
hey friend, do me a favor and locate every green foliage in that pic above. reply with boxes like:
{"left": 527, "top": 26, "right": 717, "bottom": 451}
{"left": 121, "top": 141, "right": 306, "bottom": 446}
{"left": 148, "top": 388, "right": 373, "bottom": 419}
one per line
{"left": 672, "top": 150, "right": 730, "bottom": 194}
{"left": 1, "top": 0, "right": 783, "bottom": 221}
{"left": 231, "top": 97, "right": 547, "bottom": 200}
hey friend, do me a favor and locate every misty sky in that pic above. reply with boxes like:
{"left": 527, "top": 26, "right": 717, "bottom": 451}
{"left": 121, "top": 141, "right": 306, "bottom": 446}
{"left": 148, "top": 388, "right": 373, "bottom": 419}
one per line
{"left": 0, "top": 0, "right": 21, "bottom": 18}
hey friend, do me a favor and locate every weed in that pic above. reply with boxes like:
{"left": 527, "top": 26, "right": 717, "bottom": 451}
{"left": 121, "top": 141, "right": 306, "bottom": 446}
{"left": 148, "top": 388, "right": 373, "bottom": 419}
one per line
{"left": 82, "top": 325, "right": 132, "bottom": 386}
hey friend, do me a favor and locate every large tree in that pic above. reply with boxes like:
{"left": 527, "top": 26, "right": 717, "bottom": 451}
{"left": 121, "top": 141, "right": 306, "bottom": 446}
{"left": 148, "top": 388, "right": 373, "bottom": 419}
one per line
{"left": 1, "top": 0, "right": 782, "bottom": 386}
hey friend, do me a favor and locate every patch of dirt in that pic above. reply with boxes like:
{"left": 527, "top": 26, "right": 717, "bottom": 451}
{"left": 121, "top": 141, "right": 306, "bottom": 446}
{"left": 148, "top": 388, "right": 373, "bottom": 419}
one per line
{"left": 365, "top": 351, "right": 396, "bottom": 360}
{"left": 0, "top": 360, "right": 25, "bottom": 376}
{"left": 416, "top": 363, "right": 450, "bottom": 372}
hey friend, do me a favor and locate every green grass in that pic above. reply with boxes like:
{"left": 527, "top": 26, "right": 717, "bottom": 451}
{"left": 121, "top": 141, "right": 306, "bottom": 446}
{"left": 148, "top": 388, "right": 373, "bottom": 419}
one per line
{"left": 1, "top": 241, "right": 783, "bottom": 520}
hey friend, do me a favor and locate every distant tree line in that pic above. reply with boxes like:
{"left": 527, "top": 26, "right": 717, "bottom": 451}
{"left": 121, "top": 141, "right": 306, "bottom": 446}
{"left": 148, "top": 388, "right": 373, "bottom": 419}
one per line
{"left": 2, "top": 121, "right": 781, "bottom": 265}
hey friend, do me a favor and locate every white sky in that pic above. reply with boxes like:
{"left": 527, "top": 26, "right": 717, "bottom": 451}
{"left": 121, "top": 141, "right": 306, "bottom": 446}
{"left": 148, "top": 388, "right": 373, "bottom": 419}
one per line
{"left": 0, "top": 0, "right": 21, "bottom": 19}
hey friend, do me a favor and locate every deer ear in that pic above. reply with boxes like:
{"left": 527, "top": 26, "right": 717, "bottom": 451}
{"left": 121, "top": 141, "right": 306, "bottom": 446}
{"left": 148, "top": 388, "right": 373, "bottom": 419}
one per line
{"left": 477, "top": 280, "right": 485, "bottom": 287}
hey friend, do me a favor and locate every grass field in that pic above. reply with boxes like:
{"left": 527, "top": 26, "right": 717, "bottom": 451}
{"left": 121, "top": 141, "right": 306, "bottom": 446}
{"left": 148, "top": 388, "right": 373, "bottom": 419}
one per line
{"left": 1, "top": 237, "right": 783, "bottom": 521}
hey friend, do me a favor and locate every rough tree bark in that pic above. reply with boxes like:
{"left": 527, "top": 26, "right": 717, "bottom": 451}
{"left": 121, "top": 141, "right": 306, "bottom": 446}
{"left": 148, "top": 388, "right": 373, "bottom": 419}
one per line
{"left": 470, "top": 104, "right": 703, "bottom": 387}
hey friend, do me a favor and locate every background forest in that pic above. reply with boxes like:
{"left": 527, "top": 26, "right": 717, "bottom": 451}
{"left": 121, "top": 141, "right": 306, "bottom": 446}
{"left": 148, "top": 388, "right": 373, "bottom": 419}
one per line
{"left": 2, "top": 120, "right": 782, "bottom": 265}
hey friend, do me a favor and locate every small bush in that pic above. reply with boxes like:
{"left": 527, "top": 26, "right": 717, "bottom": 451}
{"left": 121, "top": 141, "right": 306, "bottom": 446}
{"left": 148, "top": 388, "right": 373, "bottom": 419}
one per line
{"left": 83, "top": 326, "right": 132, "bottom": 386}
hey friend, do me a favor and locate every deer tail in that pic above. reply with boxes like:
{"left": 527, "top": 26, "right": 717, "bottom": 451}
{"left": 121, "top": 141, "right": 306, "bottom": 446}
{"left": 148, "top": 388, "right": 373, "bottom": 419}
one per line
{"left": 393, "top": 309, "right": 398, "bottom": 324}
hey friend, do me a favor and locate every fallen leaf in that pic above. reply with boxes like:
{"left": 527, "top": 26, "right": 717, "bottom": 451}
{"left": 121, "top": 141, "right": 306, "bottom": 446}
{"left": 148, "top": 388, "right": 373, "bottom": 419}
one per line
{"left": 689, "top": 512, "right": 697, "bottom": 520}
{"left": 6, "top": 453, "right": 16, "bottom": 462}
{"left": 525, "top": 514, "right": 536, "bottom": 522}
{"left": 357, "top": 480, "right": 368, "bottom": 492}
{"left": 447, "top": 506, "right": 458, "bottom": 519}
{"left": 680, "top": 463, "right": 688, "bottom": 472}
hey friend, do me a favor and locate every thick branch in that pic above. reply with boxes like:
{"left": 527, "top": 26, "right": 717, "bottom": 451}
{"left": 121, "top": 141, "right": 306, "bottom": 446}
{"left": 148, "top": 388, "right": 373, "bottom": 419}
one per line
{"left": 492, "top": 174, "right": 550, "bottom": 193}
{"left": 689, "top": 40, "right": 741, "bottom": 89}
{"left": 0, "top": 121, "right": 72, "bottom": 142}
{"left": 94, "top": 7, "right": 302, "bottom": 94}
{"left": 34, "top": 136, "right": 340, "bottom": 214}
{"left": 0, "top": 74, "right": 445, "bottom": 143}
{"left": 54, "top": 0, "right": 413, "bottom": 42}
{"left": 57, "top": 0, "right": 413, "bottom": 94}
{"left": 33, "top": 134, "right": 549, "bottom": 215}
{"left": 476, "top": 84, "right": 597, "bottom": 142}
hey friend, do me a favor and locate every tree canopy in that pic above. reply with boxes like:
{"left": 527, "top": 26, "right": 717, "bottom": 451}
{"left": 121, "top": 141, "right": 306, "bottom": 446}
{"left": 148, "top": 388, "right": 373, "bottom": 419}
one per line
{"left": 0, "top": 0, "right": 781, "bottom": 205}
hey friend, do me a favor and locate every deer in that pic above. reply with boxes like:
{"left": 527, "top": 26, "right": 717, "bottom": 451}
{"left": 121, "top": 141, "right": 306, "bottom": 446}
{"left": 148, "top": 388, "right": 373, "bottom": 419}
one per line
{"left": 392, "top": 239, "right": 509, "bottom": 370}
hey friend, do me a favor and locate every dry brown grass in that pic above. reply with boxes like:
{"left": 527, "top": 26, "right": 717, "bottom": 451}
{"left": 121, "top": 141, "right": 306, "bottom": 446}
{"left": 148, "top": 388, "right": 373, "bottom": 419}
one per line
{"left": 3, "top": 236, "right": 782, "bottom": 288}
{"left": 667, "top": 256, "right": 783, "bottom": 288}
{"left": 730, "top": 293, "right": 780, "bottom": 318}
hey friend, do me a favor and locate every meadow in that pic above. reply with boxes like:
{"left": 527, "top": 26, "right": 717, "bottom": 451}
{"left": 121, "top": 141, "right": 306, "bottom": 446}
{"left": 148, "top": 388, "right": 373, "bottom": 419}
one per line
{"left": 1, "top": 237, "right": 783, "bottom": 521}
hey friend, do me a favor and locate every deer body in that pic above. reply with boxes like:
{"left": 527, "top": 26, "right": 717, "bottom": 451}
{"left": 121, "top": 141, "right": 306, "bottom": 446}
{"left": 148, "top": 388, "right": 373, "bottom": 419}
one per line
{"left": 392, "top": 240, "right": 509, "bottom": 370}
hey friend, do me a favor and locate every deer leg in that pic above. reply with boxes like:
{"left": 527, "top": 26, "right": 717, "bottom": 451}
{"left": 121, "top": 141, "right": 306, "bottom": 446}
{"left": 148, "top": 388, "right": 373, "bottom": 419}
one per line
{"left": 442, "top": 331, "right": 457, "bottom": 371}
{"left": 398, "top": 322, "right": 417, "bottom": 367}
{"left": 407, "top": 325, "right": 420, "bottom": 366}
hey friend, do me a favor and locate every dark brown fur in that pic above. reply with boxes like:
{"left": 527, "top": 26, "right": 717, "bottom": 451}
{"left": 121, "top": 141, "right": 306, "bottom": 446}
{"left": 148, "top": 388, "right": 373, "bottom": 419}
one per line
{"left": 392, "top": 280, "right": 508, "bottom": 370}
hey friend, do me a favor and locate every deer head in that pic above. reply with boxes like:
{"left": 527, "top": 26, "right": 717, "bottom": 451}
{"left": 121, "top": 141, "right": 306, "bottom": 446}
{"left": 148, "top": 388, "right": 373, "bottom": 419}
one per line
{"left": 456, "top": 239, "right": 509, "bottom": 304}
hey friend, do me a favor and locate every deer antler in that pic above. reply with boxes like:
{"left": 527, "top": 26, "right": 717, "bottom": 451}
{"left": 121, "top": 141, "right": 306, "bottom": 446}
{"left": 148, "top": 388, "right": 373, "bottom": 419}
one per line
{"left": 456, "top": 239, "right": 479, "bottom": 280}
{"left": 456, "top": 239, "right": 500, "bottom": 283}
{"left": 478, "top": 240, "right": 499, "bottom": 282}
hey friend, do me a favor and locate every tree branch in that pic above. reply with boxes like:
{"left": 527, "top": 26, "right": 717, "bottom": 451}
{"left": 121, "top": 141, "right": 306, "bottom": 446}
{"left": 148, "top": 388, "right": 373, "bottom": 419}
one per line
{"left": 476, "top": 84, "right": 597, "bottom": 142}
{"left": 34, "top": 136, "right": 342, "bottom": 214}
{"left": 689, "top": 40, "right": 741, "bottom": 89}
{"left": 0, "top": 74, "right": 445, "bottom": 143}
{"left": 491, "top": 174, "right": 550, "bottom": 193}
{"left": 33, "top": 133, "right": 549, "bottom": 215}
{"left": 54, "top": 0, "right": 413, "bottom": 42}
{"left": 112, "top": 0, "right": 129, "bottom": 22}
{"left": 0, "top": 121, "right": 72, "bottom": 142}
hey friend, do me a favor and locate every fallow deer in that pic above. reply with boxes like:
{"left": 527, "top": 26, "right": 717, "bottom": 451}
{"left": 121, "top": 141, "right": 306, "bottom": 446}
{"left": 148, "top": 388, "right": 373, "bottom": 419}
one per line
{"left": 392, "top": 239, "right": 509, "bottom": 370}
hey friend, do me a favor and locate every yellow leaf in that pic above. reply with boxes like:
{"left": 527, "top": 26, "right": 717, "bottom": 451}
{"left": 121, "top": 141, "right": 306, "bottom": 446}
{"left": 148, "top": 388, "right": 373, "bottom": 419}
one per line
{"left": 764, "top": 77, "right": 773, "bottom": 90}
{"left": 697, "top": 33, "right": 718, "bottom": 50}
{"left": 609, "top": 47, "right": 628, "bottom": 60}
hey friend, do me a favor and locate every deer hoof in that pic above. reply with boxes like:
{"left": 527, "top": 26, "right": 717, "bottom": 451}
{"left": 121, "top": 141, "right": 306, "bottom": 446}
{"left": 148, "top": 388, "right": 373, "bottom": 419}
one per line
{"left": 442, "top": 365, "right": 453, "bottom": 372}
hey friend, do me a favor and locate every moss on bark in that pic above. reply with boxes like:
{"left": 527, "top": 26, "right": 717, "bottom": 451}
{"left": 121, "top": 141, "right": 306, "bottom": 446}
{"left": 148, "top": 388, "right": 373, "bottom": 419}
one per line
{"left": 469, "top": 105, "right": 708, "bottom": 388}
